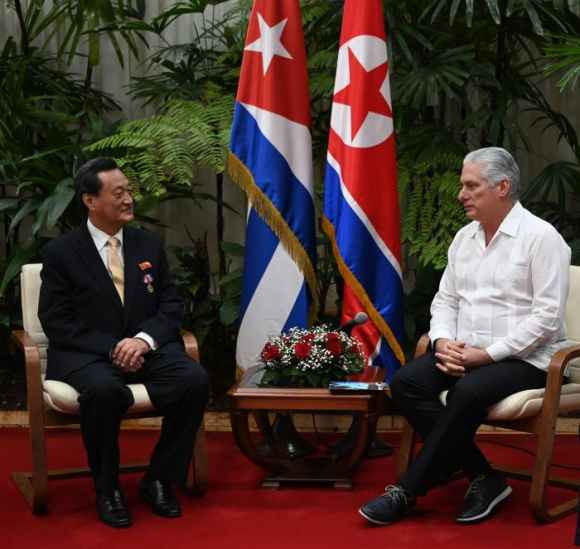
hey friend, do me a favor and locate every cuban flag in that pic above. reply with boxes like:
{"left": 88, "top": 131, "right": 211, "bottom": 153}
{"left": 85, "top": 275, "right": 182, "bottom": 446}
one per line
{"left": 229, "top": 0, "right": 316, "bottom": 372}
{"left": 322, "top": 0, "right": 404, "bottom": 380}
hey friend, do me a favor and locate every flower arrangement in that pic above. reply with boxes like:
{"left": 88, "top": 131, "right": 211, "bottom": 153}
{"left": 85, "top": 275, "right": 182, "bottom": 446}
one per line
{"left": 258, "top": 325, "right": 366, "bottom": 388}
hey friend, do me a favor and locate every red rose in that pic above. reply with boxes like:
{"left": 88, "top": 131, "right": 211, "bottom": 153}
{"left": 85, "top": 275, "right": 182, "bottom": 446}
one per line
{"left": 300, "top": 333, "right": 315, "bottom": 342}
{"left": 349, "top": 344, "right": 360, "bottom": 354}
{"left": 295, "top": 342, "right": 312, "bottom": 360}
{"left": 261, "top": 343, "right": 281, "bottom": 361}
{"left": 327, "top": 341, "right": 343, "bottom": 357}
{"left": 327, "top": 332, "right": 340, "bottom": 342}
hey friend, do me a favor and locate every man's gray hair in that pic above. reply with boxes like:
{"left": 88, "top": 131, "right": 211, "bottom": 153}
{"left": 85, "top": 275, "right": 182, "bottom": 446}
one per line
{"left": 463, "top": 147, "right": 520, "bottom": 200}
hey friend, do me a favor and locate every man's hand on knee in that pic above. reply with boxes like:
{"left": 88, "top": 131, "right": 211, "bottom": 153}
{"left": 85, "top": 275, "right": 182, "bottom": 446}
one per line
{"left": 435, "top": 339, "right": 492, "bottom": 375}
{"left": 112, "top": 338, "right": 150, "bottom": 372}
{"left": 434, "top": 339, "right": 466, "bottom": 377}
{"left": 456, "top": 347, "right": 493, "bottom": 370}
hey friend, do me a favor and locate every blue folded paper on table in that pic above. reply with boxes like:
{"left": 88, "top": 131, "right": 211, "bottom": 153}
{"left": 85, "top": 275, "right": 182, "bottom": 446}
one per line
{"left": 329, "top": 381, "right": 389, "bottom": 392}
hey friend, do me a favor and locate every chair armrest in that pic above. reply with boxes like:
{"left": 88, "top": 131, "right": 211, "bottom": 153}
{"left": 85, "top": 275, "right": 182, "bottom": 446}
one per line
{"left": 546, "top": 344, "right": 580, "bottom": 379}
{"left": 414, "top": 333, "right": 431, "bottom": 359}
{"left": 12, "top": 330, "right": 42, "bottom": 378}
{"left": 11, "top": 330, "right": 45, "bottom": 414}
{"left": 541, "top": 344, "right": 580, "bottom": 414}
{"left": 180, "top": 329, "right": 200, "bottom": 364}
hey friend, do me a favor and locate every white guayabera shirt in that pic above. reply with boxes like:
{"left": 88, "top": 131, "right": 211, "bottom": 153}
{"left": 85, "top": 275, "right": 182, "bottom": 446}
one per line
{"left": 429, "top": 202, "right": 571, "bottom": 374}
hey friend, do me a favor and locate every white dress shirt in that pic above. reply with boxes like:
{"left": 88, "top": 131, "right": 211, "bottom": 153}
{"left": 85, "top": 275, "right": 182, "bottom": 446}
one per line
{"left": 429, "top": 202, "right": 571, "bottom": 373}
{"left": 87, "top": 219, "right": 157, "bottom": 351}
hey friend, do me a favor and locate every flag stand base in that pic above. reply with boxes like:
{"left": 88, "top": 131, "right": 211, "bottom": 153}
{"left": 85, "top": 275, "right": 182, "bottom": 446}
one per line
{"left": 256, "top": 413, "right": 317, "bottom": 458}
{"left": 328, "top": 416, "right": 394, "bottom": 459}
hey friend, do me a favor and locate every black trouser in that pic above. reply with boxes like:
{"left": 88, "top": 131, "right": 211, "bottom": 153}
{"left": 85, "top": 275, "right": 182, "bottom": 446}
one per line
{"left": 64, "top": 346, "right": 209, "bottom": 496}
{"left": 390, "top": 351, "right": 547, "bottom": 496}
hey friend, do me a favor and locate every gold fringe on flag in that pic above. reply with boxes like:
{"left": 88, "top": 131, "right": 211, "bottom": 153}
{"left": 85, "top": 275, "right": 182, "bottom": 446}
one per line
{"left": 322, "top": 215, "right": 406, "bottom": 366}
{"left": 229, "top": 151, "right": 318, "bottom": 323}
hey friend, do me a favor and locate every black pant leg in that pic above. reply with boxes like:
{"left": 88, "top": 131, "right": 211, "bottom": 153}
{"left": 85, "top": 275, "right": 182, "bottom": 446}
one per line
{"left": 395, "top": 358, "right": 547, "bottom": 496}
{"left": 64, "top": 362, "right": 134, "bottom": 495}
{"left": 390, "top": 352, "right": 456, "bottom": 439}
{"left": 391, "top": 353, "right": 470, "bottom": 487}
{"left": 129, "top": 347, "right": 209, "bottom": 486}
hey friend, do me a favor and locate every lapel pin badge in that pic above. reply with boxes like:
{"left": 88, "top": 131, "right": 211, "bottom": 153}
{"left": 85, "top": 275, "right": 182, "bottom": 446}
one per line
{"left": 139, "top": 261, "right": 152, "bottom": 270}
{"left": 143, "top": 273, "right": 154, "bottom": 293}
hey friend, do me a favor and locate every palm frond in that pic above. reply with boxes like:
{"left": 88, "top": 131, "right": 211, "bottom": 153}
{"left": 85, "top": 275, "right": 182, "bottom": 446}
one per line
{"left": 86, "top": 96, "right": 235, "bottom": 196}
{"left": 545, "top": 35, "right": 580, "bottom": 91}
{"left": 399, "top": 153, "right": 466, "bottom": 269}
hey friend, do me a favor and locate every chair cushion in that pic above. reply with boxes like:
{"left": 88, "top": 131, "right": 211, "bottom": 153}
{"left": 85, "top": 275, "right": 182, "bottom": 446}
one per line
{"left": 440, "top": 383, "right": 580, "bottom": 421}
{"left": 566, "top": 266, "right": 580, "bottom": 383}
{"left": 43, "top": 378, "right": 155, "bottom": 414}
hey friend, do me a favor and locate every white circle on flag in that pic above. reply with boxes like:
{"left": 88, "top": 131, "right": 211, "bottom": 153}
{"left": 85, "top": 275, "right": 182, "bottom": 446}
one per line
{"left": 331, "top": 35, "right": 393, "bottom": 149}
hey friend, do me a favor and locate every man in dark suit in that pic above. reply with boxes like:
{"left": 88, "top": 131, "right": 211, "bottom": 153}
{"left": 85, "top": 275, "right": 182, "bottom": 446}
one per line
{"left": 38, "top": 157, "right": 209, "bottom": 528}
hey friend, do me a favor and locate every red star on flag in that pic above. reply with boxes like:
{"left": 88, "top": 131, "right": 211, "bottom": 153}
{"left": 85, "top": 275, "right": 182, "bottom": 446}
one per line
{"left": 244, "top": 13, "right": 293, "bottom": 75}
{"left": 333, "top": 47, "right": 392, "bottom": 141}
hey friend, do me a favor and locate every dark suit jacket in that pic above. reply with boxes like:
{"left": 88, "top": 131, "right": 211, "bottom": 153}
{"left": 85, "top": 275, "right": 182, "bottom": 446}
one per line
{"left": 38, "top": 223, "right": 184, "bottom": 381}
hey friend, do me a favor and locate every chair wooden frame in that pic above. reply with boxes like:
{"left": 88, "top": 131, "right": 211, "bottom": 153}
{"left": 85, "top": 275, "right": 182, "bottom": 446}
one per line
{"left": 397, "top": 333, "right": 580, "bottom": 523}
{"left": 11, "top": 328, "right": 208, "bottom": 514}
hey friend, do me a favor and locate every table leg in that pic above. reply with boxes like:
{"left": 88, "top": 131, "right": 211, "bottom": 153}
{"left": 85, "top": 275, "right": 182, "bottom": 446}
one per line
{"left": 229, "top": 410, "right": 288, "bottom": 474}
{"left": 260, "top": 410, "right": 381, "bottom": 490}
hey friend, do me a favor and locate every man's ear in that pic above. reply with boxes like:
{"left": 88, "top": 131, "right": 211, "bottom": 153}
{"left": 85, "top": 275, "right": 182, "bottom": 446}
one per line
{"left": 497, "top": 179, "right": 511, "bottom": 198}
{"left": 83, "top": 193, "right": 96, "bottom": 211}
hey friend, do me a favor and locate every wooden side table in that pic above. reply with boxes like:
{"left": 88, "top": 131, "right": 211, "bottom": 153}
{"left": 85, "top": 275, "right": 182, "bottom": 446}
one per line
{"left": 228, "top": 366, "right": 385, "bottom": 490}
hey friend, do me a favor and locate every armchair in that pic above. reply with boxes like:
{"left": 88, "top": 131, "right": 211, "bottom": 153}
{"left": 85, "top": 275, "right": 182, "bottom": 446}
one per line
{"left": 397, "top": 265, "right": 580, "bottom": 523}
{"left": 11, "top": 263, "right": 208, "bottom": 514}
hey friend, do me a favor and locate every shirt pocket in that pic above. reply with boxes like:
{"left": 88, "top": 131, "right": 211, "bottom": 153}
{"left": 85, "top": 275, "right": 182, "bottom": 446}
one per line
{"left": 495, "top": 264, "right": 529, "bottom": 295}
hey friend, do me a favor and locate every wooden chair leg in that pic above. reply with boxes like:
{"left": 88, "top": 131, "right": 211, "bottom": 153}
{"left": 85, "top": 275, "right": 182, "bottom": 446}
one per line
{"left": 530, "top": 412, "right": 579, "bottom": 523}
{"left": 187, "top": 421, "right": 208, "bottom": 497}
{"left": 491, "top": 414, "right": 580, "bottom": 523}
{"left": 396, "top": 419, "right": 416, "bottom": 480}
{"left": 12, "top": 411, "right": 49, "bottom": 514}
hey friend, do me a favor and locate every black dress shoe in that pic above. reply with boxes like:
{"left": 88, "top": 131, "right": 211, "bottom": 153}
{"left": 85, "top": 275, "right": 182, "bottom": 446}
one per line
{"left": 456, "top": 474, "right": 512, "bottom": 523}
{"left": 96, "top": 490, "right": 132, "bottom": 528}
{"left": 359, "top": 485, "right": 416, "bottom": 526}
{"left": 139, "top": 477, "right": 181, "bottom": 518}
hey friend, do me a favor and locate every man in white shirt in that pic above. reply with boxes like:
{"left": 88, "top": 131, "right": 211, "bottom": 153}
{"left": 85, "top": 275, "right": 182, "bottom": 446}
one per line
{"left": 39, "top": 158, "right": 209, "bottom": 528}
{"left": 359, "top": 147, "right": 571, "bottom": 526}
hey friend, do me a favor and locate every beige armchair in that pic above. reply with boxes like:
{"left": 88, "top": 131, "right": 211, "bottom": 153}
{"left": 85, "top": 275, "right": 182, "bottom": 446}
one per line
{"left": 397, "top": 265, "right": 580, "bottom": 523}
{"left": 11, "top": 263, "right": 208, "bottom": 514}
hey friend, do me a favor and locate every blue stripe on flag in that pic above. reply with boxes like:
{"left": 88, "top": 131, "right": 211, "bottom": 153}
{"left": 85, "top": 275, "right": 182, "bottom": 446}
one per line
{"left": 325, "top": 161, "right": 404, "bottom": 342}
{"left": 282, "top": 280, "right": 310, "bottom": 332}
{"left": 230, "top": 103, "right": 317, "bottom": 266}
{"left": 238, "top": 209, "right": 279, "bottom": 324}
{"left": 376, "top": 336, "right": 402, "bottom": 380}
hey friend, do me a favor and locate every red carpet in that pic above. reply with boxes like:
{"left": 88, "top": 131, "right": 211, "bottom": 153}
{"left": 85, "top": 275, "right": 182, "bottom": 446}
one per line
{"left": 0, "top": 428, "right": 578, "bottom": 548}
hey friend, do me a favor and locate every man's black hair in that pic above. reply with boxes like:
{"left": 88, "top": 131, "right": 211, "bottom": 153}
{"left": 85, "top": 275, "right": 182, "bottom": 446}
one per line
{"left": 74, "top": 157, "right": 119, "bottom": 208}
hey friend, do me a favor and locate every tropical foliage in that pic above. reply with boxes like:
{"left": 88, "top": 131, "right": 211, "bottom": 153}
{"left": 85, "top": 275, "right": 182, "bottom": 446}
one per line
{"left": 86, "top": 96, "right": 234, "bottom": 196}
{"left": 542, "top": 31, "right": 580, "bottom": 262}
{"left": 0, "top": 8, "right": 124, "bottom": 326}
{"left": 1, "top": 0, "right": 580, "bottom": 405}
{"left": 399, "top": 154, "right": 466, "bottom": 270}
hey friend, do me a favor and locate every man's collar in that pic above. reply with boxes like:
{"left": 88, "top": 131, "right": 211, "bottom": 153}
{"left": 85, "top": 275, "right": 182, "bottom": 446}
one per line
{"left": 467, "top": 201, "right": 523, "bottom": 238}
{"left": 496, "top": 201, "right": 523, "bottom": 237}
{"left": 87, "top": 218, "right": 124, "bottom": 251}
